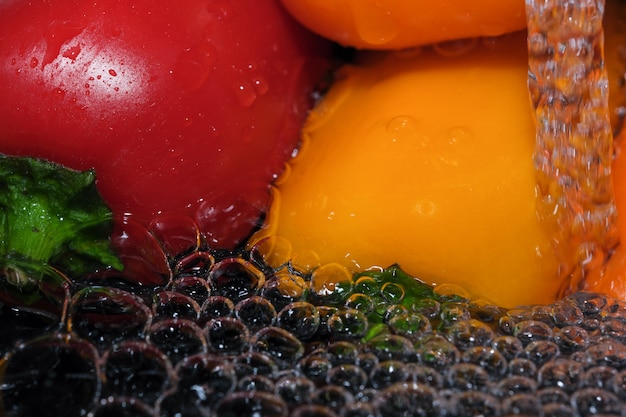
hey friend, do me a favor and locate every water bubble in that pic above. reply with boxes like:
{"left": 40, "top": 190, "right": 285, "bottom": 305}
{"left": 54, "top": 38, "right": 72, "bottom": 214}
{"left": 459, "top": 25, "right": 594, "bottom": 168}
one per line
{"left": 445, "top": 391, "right": 500, "bottom": 417}
{"left": 326, "top": 364, "right": 368, "bottom": 393}
{"left": 102, "top": 341, "right": 175, "bottom": 404}
{"left": 445, "top": 363, "right": 489, "bottom": 391}
{"left": 90, "top": 396, "right": 157, "bottom": 417}
{"left": 0, "top": 304, "right": 61, "bottom": 357}
{"left": 69, "top": 286, "right": 152, "bottom": 350}
{"left": 314, "top": 305, "right": 338, "bottom": 339}
{"left": 378, "top": 300, "right": 403, "bottom": 320}
{"left": 439, "top": 301, "right": 471, "bottom": 324}
{"left": 274, "top": 375, "right": 316, "bottom": 408}
{"left": 238, "top": 374, "right": 275, "bottom": 393}
{"left": 1, "top": 333, "right": 101, "bottom": 416}
{"left": 327, "top": 308, "right": 368, "bottom": 339}
{"left": 250, "top": 236, "right": 293, "bottom": 270}
{"left": 340, "top": 402, "right": 376, "bottom": 417}
{"left": 235, "top": 296, "right": 277, "bottom": 331}
{"left": 502, "top": 393, "right": 543, "bottom": 416}
{"left": 571, "top": 387, "right": 622, "bottom": 416}
{"left": 526, "top": 340, "right": 560, "bottom": 367}
{"left": 262, "top": 271, "right": 308, "bottom": 312}
{"left": 445, "top": 318, "right": 495, "bottom": 351}
{"left": 416, "top": 335, "right": 460, "bottom": 370}
{"left": 174, "top": 251, "right": 215, "bottom": 278}
{"left": 554, "top": 325, "right": 589, "bottom": 353}
{"left": 345, "top": 293, "right": 374, "bottom": 315}
{"left": 251, "top": 327, "right": 304, "bottom": 368}
{"left": 492, "top": 335, "right": 525, "bottom": 361}
{"left": 310, "top": 263, "right": 353, "bottom": 302}
{"left": 299, "top": 353, "right": 333, "bottom": 384}
{"left": 514, "top": 320, "right": 554, "bottom": 345}
{"left": 327, "top": 341, "right": 359, "bottom": 366}
{"left": 551, "top": 298, "right": 584, "bottom": 326}
{"left": 374, "top": 382, "right": 439, "bottom": 417}
{"left": 208, "top": 258, "right": 265, "bottom": 303}
{"left": 389, "top": 312, "right": 432, "bottom": 340}
{"left": 156, "top": 389, "right": 211, "bottom": 417}
{"left": 462, "top": 346, "right": 508, "bottom": 377}
{"left": 508, "top": 357, "right": 538, "bottom": 378}
{"left": 205, "top": 317, "right": 249, "bottom": 354}
{"left": 170, "top": 276, "right": 211, "bottom": 305}
{"left": 353, "top": 276, "right": 380, "bottom": 297}
{"left": 495, "top": 375, "right": 538, "bottom": 397}
{"left": 147, "top": 318, "right": 207, "bottom": 364}
{"left": 291, "top": 404, "right": 339, "bottom": 417}
{"left": 538, "top": 358, "right": 584, "bottom": 393}
{"left": 583, "top": 340, "right": 626, "bottom": 368}
{"left": 111, "top": 217, "right": 172, "bottom": 286}
{"left": 233, "top": 351, "right": 278, "bottom": 378}
{"left": 277, "top": 301, "right": 320, "bottom": 339}
{"left": 289, "top": 249, "right": 321, "bottom": 275}
{"left": 149, "top": 213, "right": 201, "bottom": 260}
{"left": 214, "top": 391, "right": 288, "bottom": 417}
{"left": 380, "top": 282, "right": 405, "bottom": 303}
{"left": 199, "top": 295, "right": 234, "bottom": 325}
{"left": 152, "top": 290, "right": 201, "bottom": 322}
{"left": 582, "top": 365, "right": 617, "bottom": 389}
{"left": 434, "top": 283, "right": 471, "bottom": 300}
{"left": 370, "top": 360, "right": 410, "bottom": 390}
{"left": 412, "top": 298, "right": 441, "bottom": 318}
{"left": 600, "top": 318, "right": 626, "bottom": 341}
{"left": 310, "top": 385, "right": 354, "bottom": 409}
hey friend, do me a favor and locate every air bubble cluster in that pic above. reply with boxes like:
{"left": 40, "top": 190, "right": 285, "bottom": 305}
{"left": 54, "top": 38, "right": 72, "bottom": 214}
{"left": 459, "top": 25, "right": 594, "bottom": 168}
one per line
{"left": 4, "top": 237, "right": 626, "bottom": 417}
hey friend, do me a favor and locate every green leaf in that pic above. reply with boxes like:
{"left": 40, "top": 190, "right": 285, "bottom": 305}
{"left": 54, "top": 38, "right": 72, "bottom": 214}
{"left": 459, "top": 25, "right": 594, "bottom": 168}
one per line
{"left": 0, "top": 154, "right": 123, "bottom": 286}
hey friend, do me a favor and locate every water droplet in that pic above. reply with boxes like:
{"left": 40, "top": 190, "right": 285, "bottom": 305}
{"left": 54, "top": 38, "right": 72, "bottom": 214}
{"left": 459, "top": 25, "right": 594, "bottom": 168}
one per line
{"left": 29, "top": 57, "right": 39, "bottom": 68}
{"left": 108, "top": 69, "right": 117, "bottom": 76}
{"left": 348, "top": 0, "right": 398, "bottom": 45}
{"left": 253, "top": 75, "right": 269, "bottom": 95}
{"left": 42, "top": 21, "right": 85, "bottom": 68}
{"left": 235, "top": 80, "right": 257, "bottom": 107}
{"left": 62, "top": 44, "right": 81, "bottom": 61}
{"left": 386, "top": 115, "right": 418, "bottom": 144}
{"left": 173, "top": 42, "right": 216, "bottom": 91}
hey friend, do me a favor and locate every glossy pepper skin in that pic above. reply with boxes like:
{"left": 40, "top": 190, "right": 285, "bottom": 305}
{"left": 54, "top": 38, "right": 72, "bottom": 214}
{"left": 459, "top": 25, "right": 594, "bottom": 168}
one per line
{"left": 0, "top": 0, "right": 332, "bottom": 249}
{"left": 280, "top": 0, "right": 526, "bottom": 50}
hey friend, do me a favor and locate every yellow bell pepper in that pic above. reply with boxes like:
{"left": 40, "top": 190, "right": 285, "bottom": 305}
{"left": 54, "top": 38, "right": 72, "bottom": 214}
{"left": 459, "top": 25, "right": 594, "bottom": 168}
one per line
{"left": 252, "top": 32, "right": 568, "bottom": 308}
